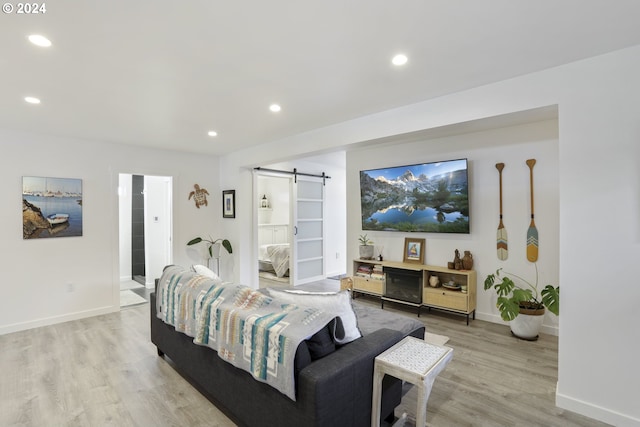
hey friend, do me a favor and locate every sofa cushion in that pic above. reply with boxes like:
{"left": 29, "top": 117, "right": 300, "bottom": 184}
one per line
{"left": 294, "top": 341, "right": 312, "bottom": 377}
{"left": 306, "top": 324, "right": 336, "bottom": 359}
{"left": 293, "top": 324, "right": 336, "bottom": 378}
{"left": 267, "top": 289, "right": 362, "bottom": 344}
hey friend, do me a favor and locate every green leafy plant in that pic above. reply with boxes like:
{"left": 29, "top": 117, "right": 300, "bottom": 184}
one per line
{"left": 187, "top": 236, "right": 232, "bottom": 258}
{"left": 484, "top": 264, "right": 559, "bottom": 321}
{"left": 358, "top": 234, "right": 373, "bottom": 245}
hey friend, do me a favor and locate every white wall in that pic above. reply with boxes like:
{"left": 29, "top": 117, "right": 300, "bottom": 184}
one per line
{"left": 1, "top": 130, "right": 220, "bottom": 334}
{"left": 144, "top": 175, "right": 172, "bottom": 286}
{"left": 323, "top": 161, "right": 347, "bottom": 278}
{"left": 219, "top": 45, "right": 640, "bottom": 425}
{"left": 346, "top": 119, "right": 560, "bottom": 334}
{"left": 257, "top": 176, "right": 290, "bottom": 226}
{"left": 118, "top": 174, "right": 132, "bottom": 281}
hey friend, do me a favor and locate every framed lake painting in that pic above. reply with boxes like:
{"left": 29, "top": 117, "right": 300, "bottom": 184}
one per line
{"left": 22, "top": 176, "right": 83, "bottom": 239}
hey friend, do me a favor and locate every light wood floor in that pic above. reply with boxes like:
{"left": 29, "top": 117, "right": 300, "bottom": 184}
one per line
{"left": 0, "top": 288, "right": 609, "bottom": 427}
{"left": 356, "top": 296, "right": 610, "bottom": 427}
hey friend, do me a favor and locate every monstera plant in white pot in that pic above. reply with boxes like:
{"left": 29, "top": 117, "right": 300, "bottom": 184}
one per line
{"left": 484, "top": 264, "right": 559, "bottom": 340}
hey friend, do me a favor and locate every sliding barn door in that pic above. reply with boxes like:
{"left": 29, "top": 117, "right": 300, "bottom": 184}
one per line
{"left": 292, "top": 177, "right": 325, "bottom": 286}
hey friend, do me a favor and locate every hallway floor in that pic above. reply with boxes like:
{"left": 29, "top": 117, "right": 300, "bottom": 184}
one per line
{"left": 120, "top": 279, "right": 150, "bottom": 308}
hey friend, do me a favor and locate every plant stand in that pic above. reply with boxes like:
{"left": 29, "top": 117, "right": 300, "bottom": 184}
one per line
{"left": 207, "top": 257, "right": 220, "bottom": 277}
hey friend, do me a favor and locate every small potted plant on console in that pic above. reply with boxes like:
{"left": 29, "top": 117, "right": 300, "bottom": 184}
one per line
{"left": 358, "top": 234, "right": 374, "bottom": 260}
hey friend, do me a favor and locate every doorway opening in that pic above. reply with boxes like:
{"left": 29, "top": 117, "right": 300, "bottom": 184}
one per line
{"left": 254, "top": 170, "right": 327, "bottom": 289}
{"left": 118, "top": 173, "right": 173, "bottom": 308}
{"left": 256, "top": 173, "right": 292, "bottom": 288}
{"left": 252, "top": 152, "right": 347, "bottom": 290}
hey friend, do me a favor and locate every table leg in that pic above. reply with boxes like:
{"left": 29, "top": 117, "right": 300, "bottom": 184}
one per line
{"left": 415, "top": 383, "right": 428, "bottom": 427}
{"left": 371, "top": 367, "right": 384, "bottom": 427}
{"left": 416, "top": 375, "right": 440, "bottom": 427}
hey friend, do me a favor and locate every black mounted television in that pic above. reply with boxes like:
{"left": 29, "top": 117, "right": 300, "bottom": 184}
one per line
{"left": 360, "top": 158, "right": 469, "bottom": 233}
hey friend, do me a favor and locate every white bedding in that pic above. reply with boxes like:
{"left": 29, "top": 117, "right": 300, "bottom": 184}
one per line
{"left": 259, "top": 243, "right": 290, "bottom": 277}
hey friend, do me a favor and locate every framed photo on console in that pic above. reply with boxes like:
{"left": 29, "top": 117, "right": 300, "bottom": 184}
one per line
{"left": 403, "top": 237, "right": 425, "bottom": 264}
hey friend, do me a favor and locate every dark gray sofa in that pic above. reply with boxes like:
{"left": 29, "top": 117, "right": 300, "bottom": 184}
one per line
{"left": 150, "top": 290, "right": 424, "bottom": 427}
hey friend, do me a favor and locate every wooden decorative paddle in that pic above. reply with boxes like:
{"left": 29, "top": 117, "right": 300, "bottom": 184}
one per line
{"left": 526, "top": 159, "right": 538, "bottom": 262}
{"left": 495, "top": 163, "right": 508, "bottom": 260}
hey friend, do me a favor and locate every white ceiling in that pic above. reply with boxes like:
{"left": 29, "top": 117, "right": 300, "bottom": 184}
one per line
{"left": 3, "top": 1, "right": 640, "bottom": 156}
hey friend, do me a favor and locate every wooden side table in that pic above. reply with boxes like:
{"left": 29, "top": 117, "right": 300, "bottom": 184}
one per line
{"left": 371, "top": 336, "right": 453, "bottom": 427}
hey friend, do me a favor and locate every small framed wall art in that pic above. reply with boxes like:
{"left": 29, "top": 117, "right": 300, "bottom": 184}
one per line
{"left": 222, "top": 190, "right": 235, "bottom": 218}
{"left": 403, "top": 237, "right": 425, "bottom": 264}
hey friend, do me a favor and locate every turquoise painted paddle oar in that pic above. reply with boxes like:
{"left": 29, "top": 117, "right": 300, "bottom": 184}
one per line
{"left": 496, "top": 163, "right": 508, "bottom": 260}
{"left": 526, "top": 159, "right": 538, "bottom": 262}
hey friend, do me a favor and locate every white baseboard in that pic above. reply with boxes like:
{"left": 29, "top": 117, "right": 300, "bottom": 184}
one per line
{"left": 556, "top": 390, "right": 640, "bottom": 426}
{"left": 0, "top": 305, "right": 118, "bottom": 335}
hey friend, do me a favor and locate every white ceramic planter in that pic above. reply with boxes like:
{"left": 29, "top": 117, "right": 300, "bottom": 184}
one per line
{"left": 359, "top": 245, "right": 374, "bottom": 260}
{"left": 510, "top": 308, "right": 545, "bottom": 340}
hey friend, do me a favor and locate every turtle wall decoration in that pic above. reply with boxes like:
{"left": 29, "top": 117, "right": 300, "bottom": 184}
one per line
{"left": 188, "top": 184, "right": 209, "bottom": 208}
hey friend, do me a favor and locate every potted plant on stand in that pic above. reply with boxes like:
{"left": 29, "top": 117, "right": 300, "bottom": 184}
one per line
{"left": 358, "top": 234, "right": 374, "bottom": 260}
{"left": 484, "top": 264, "right": 559, "bottom": 340}
{"left": 187, "top": 236, "right": 233, "bottom": 274}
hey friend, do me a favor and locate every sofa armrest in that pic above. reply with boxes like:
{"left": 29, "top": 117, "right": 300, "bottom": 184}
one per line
{"left": 296, "top": 328, "right": 404, "bottom": 427}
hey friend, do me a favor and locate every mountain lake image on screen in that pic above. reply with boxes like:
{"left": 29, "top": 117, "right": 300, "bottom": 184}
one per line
{"left": 359, "top": 159, "right": 469, "bottom": 233}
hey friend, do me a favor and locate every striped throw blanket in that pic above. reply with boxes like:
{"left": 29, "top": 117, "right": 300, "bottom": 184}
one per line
{"left": 156, "top": 265, "right": 337, "bottom": 400}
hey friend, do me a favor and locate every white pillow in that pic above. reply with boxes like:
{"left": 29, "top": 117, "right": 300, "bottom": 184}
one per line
{"left": 268, "top": 288, "right": 361, "bottom": 344}
{"left": 191, "top": 264, "right": 220, "bottom": 280}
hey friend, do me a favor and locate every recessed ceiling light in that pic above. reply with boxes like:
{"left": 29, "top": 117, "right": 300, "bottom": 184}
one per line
{"left": 28, "top": 34, "right": 52, "bottom": 47}
{"left": 24, "top": 96, "right": 41, "bottom": 104}
{"left": 269, "top": 104, "right": 281, "bottom": 113}
{"left": 207, "top": 130, "right": 218, "bottom": 137}
{"left": 392, "top": 54, "right": 408, "bottom": 66}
